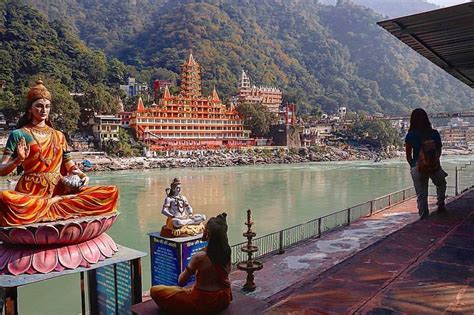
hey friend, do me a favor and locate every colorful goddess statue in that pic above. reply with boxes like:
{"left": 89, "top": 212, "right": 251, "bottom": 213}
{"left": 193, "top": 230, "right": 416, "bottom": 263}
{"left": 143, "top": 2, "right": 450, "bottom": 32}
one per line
{"left": 160, "top": 178, "right": 206, "bottom": 237}
{"left": 0, "top": 80, "right": 119, "bottom": 275}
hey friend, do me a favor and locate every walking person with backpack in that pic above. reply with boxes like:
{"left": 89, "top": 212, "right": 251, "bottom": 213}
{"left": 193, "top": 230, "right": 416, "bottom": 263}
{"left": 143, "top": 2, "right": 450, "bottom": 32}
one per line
{"left": 405, "top": 108, "right": 448, "bottom": 219}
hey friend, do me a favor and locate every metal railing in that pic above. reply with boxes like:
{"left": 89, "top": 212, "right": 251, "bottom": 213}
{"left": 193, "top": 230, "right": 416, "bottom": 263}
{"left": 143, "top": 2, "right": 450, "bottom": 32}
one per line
{"left": 456, "top": 161, "right": 474, "bottom": 195}
{"left": 231, "top": 186, "right": 417, "bottom": 264}
{"left": 231, "top": 161, "right": 474, "bottom": 265}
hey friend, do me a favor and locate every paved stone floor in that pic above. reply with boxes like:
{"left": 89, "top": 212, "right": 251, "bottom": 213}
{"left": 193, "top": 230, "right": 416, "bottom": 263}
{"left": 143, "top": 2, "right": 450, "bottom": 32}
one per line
{"left": 231, "top": 196, "right": 425, "bottom": 302}
{"left": 263, "top": 189, "right": 474, "bottom": 314}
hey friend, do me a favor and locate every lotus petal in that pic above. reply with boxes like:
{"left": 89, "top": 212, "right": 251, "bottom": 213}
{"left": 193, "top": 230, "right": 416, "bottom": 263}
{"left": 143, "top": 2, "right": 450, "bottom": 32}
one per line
{"left": 35, "top": 226, "right": 60, "bottom": 245}
{"left": 0, "top": 230, "right": 10, "bottom": 243}
{"left": 79, "top": 240, "right": 100, "bottom": 264}
{"left": 97, "top": 215, "right": 116, "bottom": 235}
{"left": 7, "top": 248, "right": 33, "bottom": 275}
{"left": 0, "top": 246, "right": 11, "bottom": 270}
{"left": 32, "top": 248, "right": 58, "bottom": 274}
{"left": 80, "top": 220, "right": 102, "bottom": 242}
{"left": 9, "top": 228, "right": 35, "bottom": 245}
{"left": 58, "top": 245, "right": 82, "bottom": 269}
{"left": 101, "top": 233, "right": 118, "bottom": 252}
{"left": 59, "top": 223, "right": 83, "bottom": 245}
{"left": 92, "top": 236, "right": 113, "bottom": 258}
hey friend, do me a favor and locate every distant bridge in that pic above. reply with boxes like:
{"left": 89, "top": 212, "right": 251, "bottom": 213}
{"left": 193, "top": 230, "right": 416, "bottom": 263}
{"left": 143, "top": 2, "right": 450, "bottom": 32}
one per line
{"left": 373, "top": 111, "right": 474, "bottom": 121}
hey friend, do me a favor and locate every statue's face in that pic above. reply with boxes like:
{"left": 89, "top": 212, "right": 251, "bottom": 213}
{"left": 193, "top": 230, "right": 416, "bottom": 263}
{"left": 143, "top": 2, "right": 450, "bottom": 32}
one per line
{"left": 30, "top": 98, "right": 51, "bottom": 123}
{"left": 174, "top": 184, "right": 181, "bottom": 195}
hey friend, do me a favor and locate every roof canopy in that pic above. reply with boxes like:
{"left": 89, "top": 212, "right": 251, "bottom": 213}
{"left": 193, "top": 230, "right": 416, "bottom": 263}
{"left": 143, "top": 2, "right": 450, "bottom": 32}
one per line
{"left": 377, "top": 2, "right": 474, "bottom": 88}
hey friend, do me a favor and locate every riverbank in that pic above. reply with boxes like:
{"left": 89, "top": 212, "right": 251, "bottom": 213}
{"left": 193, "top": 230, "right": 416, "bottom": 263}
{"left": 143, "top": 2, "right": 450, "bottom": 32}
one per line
{"left": 77, "top": 146, "right": 398, "bottom": 172}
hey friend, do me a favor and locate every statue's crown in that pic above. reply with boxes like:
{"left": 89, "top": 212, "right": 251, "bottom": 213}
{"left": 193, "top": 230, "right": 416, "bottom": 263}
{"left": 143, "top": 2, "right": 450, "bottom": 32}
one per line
{"left": 170, "top": 178, "right": 181, "bottom": 189}
{"left": 27, "top": 79, "right": 51, "bottom": 104}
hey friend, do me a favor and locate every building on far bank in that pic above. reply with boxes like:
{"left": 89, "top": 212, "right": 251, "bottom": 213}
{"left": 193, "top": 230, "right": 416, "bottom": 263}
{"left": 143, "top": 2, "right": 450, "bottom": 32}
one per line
{"left": 0, "top": 112, "right": 7, "bottom": 131}
{"left": 237, "top": 70, "right": 282, "bottom": 113}
{"left": 116, "top": 99, "right": 132, "bottom": 128}
{"left": 90, "top": 115, "right": 121, "bottom": 147}
{"left": 439, "top": 125, "right": 474, "bottom": 148}
{"left": 302, "top": 123, "right": 333, "bottom": 146}
{"left": 119, "top": 77, "right": 148, "bottom": 97}
{"left": 438, "top": 117, "right": 473, "bottom": 148}
{"left": 130, "top": 53, "right": 253, "bottom": 151}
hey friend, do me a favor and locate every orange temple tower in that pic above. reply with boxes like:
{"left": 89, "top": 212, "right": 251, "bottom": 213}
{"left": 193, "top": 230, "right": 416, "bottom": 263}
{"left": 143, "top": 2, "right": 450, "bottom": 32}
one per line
{"left": 130, "top": 53, "right": 253, "bottom": 151}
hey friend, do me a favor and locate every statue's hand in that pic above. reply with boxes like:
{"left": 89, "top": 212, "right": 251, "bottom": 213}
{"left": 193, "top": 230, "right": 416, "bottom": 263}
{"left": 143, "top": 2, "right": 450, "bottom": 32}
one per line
{"left": 72, "top": 170, "right": 89, "bottom": 187}
{"left": 81, "top": 175, "right": 90, "bottom": 187}
{"left": 16, "top": 137, "right": 30, "bottom": 162}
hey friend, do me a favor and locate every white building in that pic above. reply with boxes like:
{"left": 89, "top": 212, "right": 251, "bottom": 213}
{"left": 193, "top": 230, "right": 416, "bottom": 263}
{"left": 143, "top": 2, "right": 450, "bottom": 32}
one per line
{"left": 89, "top": 115, "right": 121, "bottom": 145}
{"left": 119, "top": 77, "right": 148, "bottom": 97}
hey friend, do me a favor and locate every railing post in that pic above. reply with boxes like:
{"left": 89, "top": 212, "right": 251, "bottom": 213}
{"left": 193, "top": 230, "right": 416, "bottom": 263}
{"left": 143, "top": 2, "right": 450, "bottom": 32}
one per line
{"left": 318, "top": 218, "right": 322, "bottom": 237}
{"left": 278, "top": 230, "right": 285, "bottom": 254}
{"left": 347, "top": 208, "right": 351, "bottom": 226}
{"left": 455, "top": 167, "right": 459, "bottom": 196}
{"left": 403, "top": 189, "right": 406, "bottom": 201}
{"left": 370, "top": 200, "right": 374, "bottom": 215}
{"left": 388, "top": 194, "right": 391, "bottom": 206}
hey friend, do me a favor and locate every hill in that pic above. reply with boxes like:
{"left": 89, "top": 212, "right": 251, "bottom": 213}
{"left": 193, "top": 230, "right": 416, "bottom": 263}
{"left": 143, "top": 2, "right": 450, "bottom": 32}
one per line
{"left": 0, "top": 1, "right": 127, "bottom": 131}
{"left": 320, "top": 0, "right": 438, "bottom": 18}
{"left": 17, "top": 0, "right": 474, "bottom": 115}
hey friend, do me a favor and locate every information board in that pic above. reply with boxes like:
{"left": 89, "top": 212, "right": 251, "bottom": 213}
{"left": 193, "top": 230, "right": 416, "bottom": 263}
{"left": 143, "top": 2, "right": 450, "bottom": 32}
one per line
{"left": 96, "top": 264, "right": 116, "bottom": 315}
{"left": 151, "top": 237, "right": 180, "bottom": 286}
{"left": 116, "top": 261, "right": 132, "bottom": 314}
{"left": 181, "top": 239, "right": 208, "bottom": 286}
{"left": 94, "top": 261, "right": 133, "bottom": 315}
{"left": 149, "top": 234, "right": 207, "bottom": 286}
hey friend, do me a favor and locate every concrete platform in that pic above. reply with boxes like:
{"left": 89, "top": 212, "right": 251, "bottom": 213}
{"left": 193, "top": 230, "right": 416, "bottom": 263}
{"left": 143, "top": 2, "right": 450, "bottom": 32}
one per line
{"left": 265, "top": 189, "right": 474, "bottom": 314}
{"left": 230, "top": 195, "right": 427, "bottom": 302}
{"left": 131, "top": 290, "right": 268, "bottom": 314}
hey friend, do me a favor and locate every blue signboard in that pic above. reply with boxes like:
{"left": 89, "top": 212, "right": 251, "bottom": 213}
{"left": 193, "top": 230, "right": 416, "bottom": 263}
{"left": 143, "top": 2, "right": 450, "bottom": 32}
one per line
{"left": 95, "top": 261, "right": 132, "bottom": 315}
{"left": 116, "top": 261, "right": 132, "bottom": 314}
{"left": 151, "top": 237, "right": 180, "bottom": 286}
{"left": 149, "top": 234, "right": 207, "bottom": 286}
{"left": 96, "top": 265, "right": 116, "bottom": 315}
{"left": 182, "top": 239, "right": 208, "bottom": 285}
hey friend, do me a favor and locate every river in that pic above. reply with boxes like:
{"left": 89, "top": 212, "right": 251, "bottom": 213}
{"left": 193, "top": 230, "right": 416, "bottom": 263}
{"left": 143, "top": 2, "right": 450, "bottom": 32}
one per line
{"left": 1, "top": 155, "right": 472, "bottom": 314}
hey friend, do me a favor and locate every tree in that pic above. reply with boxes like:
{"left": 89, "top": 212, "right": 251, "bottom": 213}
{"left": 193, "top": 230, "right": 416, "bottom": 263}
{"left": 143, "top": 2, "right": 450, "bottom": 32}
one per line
{"left": 80, "top": 83, "right": 118, "bottom": 114}
{"left": 348, "top": 120, "right": 402, "bottom": 149}
{"left": 236, "top": 102, "right": 277, "bottom": 137}
{"left": 48, "top": 81, "right": 81, "bottom": 135}
{"left": 102, "top": 128, "right": 141, "bottom": 157}
{"left": 0, "top": 90, "right": 20, "bottom": 123}
{"left": 107, "top": 58, "right": 127, "bottom": 85}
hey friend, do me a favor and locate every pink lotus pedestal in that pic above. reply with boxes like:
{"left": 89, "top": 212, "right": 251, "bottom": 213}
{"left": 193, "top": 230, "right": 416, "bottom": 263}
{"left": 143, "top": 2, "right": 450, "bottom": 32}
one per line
{"left": 0, "top": 214, "right": 119, "bottom": 275}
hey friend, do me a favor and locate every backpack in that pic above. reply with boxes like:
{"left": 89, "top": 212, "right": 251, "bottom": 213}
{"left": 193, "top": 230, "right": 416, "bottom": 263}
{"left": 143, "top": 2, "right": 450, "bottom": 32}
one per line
{"left": 417, "top": 134, "right": 440, "bottom": 174}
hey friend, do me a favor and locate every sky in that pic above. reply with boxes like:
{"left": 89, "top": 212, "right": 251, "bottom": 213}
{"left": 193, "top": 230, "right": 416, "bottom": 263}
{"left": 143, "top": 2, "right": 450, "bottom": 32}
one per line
{"left": 425, "top": 0, "right": 469, "bottom": 6}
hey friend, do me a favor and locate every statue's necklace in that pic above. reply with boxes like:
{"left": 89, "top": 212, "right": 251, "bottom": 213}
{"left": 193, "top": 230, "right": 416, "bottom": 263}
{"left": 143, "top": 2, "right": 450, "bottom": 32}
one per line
{"left": 27, "top": 126, "right": 57, "bottom": 166}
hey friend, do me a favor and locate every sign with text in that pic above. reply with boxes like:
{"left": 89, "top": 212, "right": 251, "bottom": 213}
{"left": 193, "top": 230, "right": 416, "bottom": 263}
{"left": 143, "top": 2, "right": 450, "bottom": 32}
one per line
{"left": 149, "top": 233, "right": 207, "bottom": 286}
{"left": 94, "top": 261, "right": 132, "bottom": 315}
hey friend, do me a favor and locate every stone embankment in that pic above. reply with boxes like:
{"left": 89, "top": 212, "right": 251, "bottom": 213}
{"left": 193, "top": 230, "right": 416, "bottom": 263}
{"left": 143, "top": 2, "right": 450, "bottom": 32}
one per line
{"left": 79, "top": 147, "right": 398, "bottom": 172}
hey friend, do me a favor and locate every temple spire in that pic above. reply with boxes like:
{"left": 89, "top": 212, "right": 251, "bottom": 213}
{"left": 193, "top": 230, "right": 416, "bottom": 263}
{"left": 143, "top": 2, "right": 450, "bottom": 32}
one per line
{"left": 186, "top": 51, "right": 197, "bottom": 66}
{"left": 180, "top": 52, "right": 202, "bottom": 98}
{"left": 136, "top": 96, "right": 145, "bottom": 112}
{"left": 238, "top": 70, "right": 251, "bottom": 89}
{"left": 163, "top": 85, "right": 171, "bottom": 99}
{"left": 211, "top": 86, "right": 220, "bottom": 103}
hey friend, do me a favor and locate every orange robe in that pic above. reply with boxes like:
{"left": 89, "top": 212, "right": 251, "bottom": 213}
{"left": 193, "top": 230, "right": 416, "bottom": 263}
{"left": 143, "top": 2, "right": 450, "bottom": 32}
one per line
{"left": 0, "top": 126, "right": 118, "bottom": 226}
{"left": 150, "top": 262, "right": 232, "bottom": 315}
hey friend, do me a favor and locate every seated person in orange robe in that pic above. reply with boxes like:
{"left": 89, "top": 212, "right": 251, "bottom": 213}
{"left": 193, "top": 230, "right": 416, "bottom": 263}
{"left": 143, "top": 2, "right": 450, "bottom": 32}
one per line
{"left": 0, "top": 79, "right": 118, "bottom": 227}
{"left": 151, "top": 213, "right": 232, "bottom": 315}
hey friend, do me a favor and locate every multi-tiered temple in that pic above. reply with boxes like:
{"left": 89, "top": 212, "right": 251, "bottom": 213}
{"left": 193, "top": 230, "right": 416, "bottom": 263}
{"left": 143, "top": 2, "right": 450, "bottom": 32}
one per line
{"left": 130, "top": 54, "right": 253, "bottom": 151}
{"left": 237, "top": 70, "right": 282, "bottom": 113}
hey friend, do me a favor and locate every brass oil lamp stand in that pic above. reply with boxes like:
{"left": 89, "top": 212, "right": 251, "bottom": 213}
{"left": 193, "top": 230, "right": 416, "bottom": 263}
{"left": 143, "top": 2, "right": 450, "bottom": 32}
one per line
{"left": 237, "top": 209, "right": 263, "bottom": 292}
